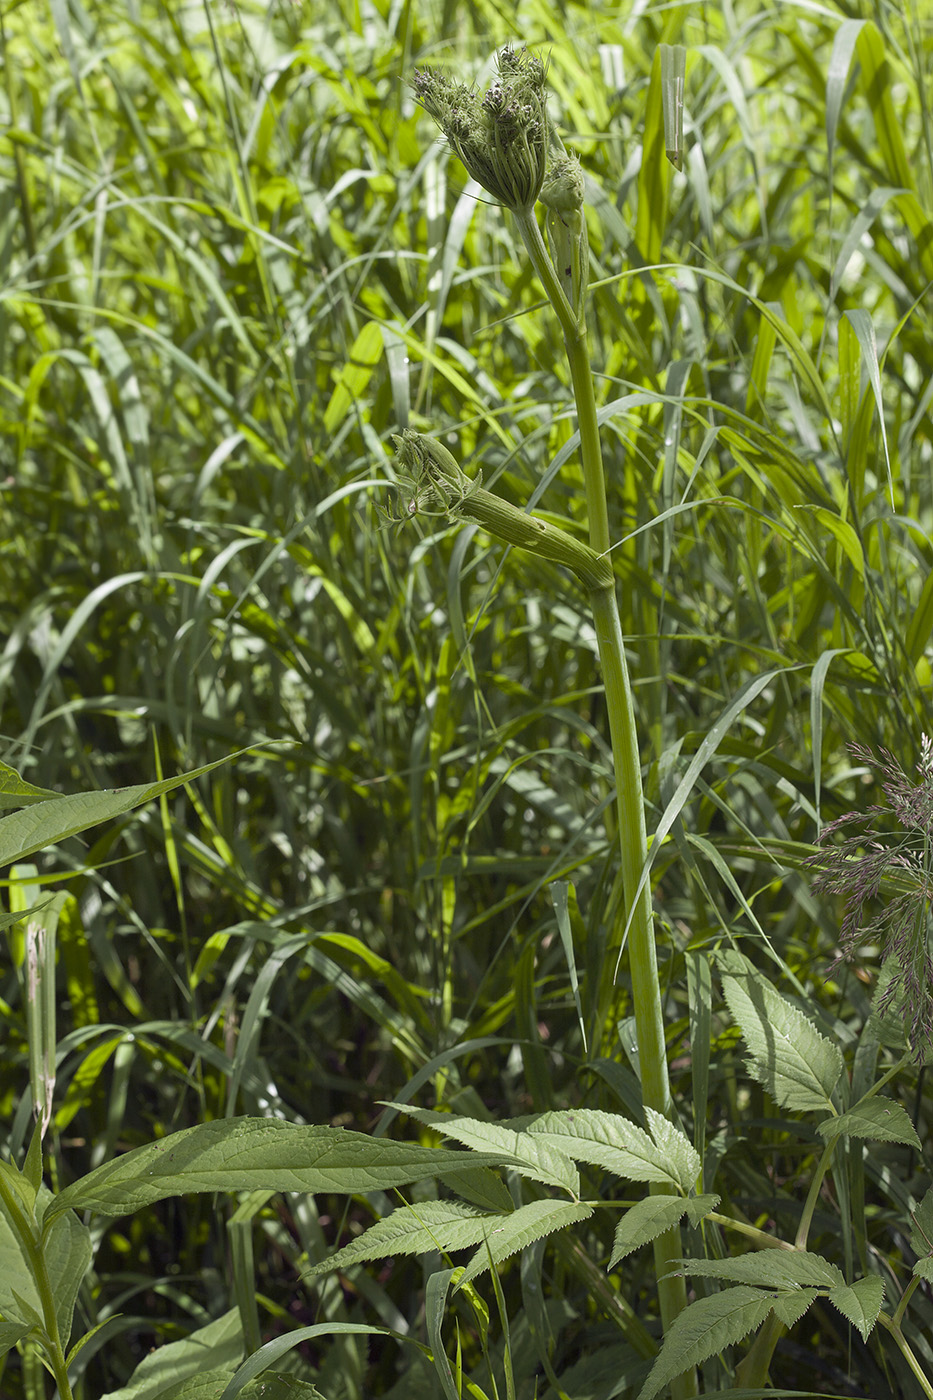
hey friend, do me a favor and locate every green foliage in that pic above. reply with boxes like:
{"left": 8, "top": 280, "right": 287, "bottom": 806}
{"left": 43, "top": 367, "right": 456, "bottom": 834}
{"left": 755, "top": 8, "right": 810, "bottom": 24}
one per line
{"left": 1, "top": 0, "right": 933, "bottom": 1395}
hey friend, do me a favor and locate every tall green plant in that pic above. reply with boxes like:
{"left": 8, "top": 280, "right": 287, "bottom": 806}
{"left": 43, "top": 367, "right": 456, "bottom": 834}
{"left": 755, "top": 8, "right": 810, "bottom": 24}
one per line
{"left": 402, "top": 45, "right": 692, "bottom": 1381}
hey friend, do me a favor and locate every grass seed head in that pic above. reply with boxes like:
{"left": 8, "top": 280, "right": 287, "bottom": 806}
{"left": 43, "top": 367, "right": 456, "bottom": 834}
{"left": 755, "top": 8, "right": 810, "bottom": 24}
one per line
{"left": 809, "top": 738, "right": 933, "bottom": 1061}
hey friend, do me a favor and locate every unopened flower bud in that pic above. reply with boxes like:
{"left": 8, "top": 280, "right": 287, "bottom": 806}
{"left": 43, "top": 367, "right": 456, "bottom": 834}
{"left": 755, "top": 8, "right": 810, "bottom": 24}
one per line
{"left": 412, "top": 46, "right": 549, "bottom": 213}
{"left": 391, "top": 431, "right": 612, "bottom": 593}
{"left": 539, "top": 155, "right": 589, "bottom": 318}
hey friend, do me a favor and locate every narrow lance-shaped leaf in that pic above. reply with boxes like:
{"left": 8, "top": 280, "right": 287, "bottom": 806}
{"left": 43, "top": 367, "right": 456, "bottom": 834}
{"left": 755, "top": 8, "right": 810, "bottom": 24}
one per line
{"left": 457, "top": 1199, "right": 593, "bottom": 1286}
{"left": 0, "top": 746, "right": 266, "bottom": 869}
{"left": 46, "top": 1118, "right": 515, "bottom": 1223}
{"left": 818, "top": 1097, "right": 922, "bottom": 1150}
{"left": 636, "top": 1287, "right": 777, "bottom": 1400}
{"left": 304, "top": 1200, "right": 502, "bottom": 1278}
{"left": 385, "top": 1104, "right": 580, "bottom": 1195}
{"left": 516, "top": 1107, "right": 700, "bottom": 1192}
{"left": 610, "top": 1194, "right": 719, "bottom": 1268}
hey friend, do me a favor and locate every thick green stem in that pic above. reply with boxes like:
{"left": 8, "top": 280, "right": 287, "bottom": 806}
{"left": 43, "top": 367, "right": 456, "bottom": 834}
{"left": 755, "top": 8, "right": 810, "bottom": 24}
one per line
{"left": 734, "top": 1310, "right": 786, "bottom": 1390}
{"left": 514, "top": 202, "right": 693, "bottom": 1390}
{"left": 589, "top": 584, "right": 691, "bottom": 1366}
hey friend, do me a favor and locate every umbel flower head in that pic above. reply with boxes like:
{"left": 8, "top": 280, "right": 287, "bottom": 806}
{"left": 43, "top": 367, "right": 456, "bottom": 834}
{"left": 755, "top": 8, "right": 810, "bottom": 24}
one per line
{"left": 808, "top": 738, "right": 933, "bottom": 1061}
{"left": 412, "top": 46, "right": 549, "bottom": 212}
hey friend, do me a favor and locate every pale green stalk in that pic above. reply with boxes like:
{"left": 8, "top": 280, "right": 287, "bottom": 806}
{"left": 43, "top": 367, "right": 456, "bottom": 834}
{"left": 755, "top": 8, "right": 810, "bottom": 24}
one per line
{"left": 513, "top": 205, "right": 693, "bottom": 1383}
{"left": 876, "top": 1312, "right": 933, "bottom": 1400}
{"left": 410, "top": 52, "right": 691, "bottom": 1374}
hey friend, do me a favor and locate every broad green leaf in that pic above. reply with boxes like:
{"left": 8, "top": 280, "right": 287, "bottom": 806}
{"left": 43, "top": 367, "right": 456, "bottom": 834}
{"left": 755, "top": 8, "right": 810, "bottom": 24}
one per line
{"left": 645, "top": 1109, "right": 701, "bottom": 1193}
{"left": 771, "top": 1289, "right": 819, "bottom": 1329}
{"left": 910, "top": 1186, "right": 933, "bottom": 1259}
{"left": 304, "top": 1200, "right": 500, "bottom": 1277}
{"left": 387, "top": 1105, "right": 579, "bottom": 1195}
{"left": 100, "top": 1311, "right": 242, "bottom": 1400}
{"left": 0, "top": 1187, "right": 91, "bottom": 1351}
{"left": 678, "top": 1250, "right": 843, "bottom": 1290}
{"left": 457, "top": 1199, "right": 593, "bottom": 1286}
{"left": 518, "top": 1107, "right": 698, "bottom": 1191}
{"left": 0, "top": 1155, "right": 39, "bottom": 1217}
{"left": 0, "top": 748, "right": 260, "bottom": 869}
{"left": 827, "top": 1276, "right": 884, "bottom": 1341}
{"left": 719, "top": 958, "right": 843, "bottom": 1112}
{"left": 130, "top": 1369, "right": 235, "bottom": 1400}
{"left": 609, "top": 1196, "right": 694, "bottom": 1268}
{"left": 636, "top": 1286, "right": 775, "bottom": 1400}
{"left": 817, "top": 1097, "right": 922, "bottom": 1151}
{"left": 47, "top": 1118, "right": 513, "bottom": 1222}
{"left": 685, "top": 1193, "right": 719, "bottom": 1226}
{"left": 0, "top": 1316, "right": 31, "bottom": 1360}
{"left": 0, "top": 761, "right": 56, "bottom": 810}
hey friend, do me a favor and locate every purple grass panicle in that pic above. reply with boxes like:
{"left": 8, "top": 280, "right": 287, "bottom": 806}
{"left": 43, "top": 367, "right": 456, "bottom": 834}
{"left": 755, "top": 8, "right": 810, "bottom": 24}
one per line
{"left": 809, "top": 737, "right": 933, "bottom": 1061}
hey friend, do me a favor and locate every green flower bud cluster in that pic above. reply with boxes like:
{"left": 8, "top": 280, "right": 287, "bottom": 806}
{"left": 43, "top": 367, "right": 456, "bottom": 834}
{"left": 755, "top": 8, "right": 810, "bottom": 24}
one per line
{"left": 392, "top": 430, "right": 612, "bottom": 594}
{"left": 413, "top": 46, "right": 549, "bottom": 213}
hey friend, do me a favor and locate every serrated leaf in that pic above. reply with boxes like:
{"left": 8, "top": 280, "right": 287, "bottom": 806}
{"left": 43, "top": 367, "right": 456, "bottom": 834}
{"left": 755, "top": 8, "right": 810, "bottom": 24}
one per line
{"left": 645, "top": 1109, "right": 702, "bottom": 1192}
{"left": 910, "top": 1186, "right": 933, "bottom": 1260}
{"left": 636, "top": 1286, "right": 775, "bottom": 1400}
{"left": 678, "top": 1250, "right": 843, "bottom": 1289}
{"left": 720, "top": 963, "right": 843, "bottom": 1112}
{"left": 100, "top": 1311, "right": 242, "bottom": 1400}
{"left": 685, "top": 1193, "right": 720, "bottom": 1226}
{"left": 771, "top": 1289, "right": 819, "bottom": 1329}
{"left": 818, "top": 1097, "right": 922, "bottom": 1150}
{"left": 609, "top": 1195, "right": 692, "bottom": 1267}
{"left": 518, "top": 1108, "right": 693, "bottom": 1190}
{"left": 913, "top": 1257, "right": 933, "bottom": 1282}
{"left": 47, "top": 1118, "right": 513, "bottom": 1222}
{"left": 456, "top": 1199, "right": 592, "bottom": 1286}
{"left": 304, "top": 1200, "right": 499, "bottom": 1277}
{"left": 827, "top": 1275, "right": 885, "bottom": 1341}
{"left": 386, "top": 1105, "right": 579, "bottom": 1195}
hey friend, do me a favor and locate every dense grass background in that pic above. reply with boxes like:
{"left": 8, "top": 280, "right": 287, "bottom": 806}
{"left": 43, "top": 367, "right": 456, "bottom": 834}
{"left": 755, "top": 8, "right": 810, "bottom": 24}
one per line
{"left": 1, "top": 0, "right": 932, "bottom": 1395}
